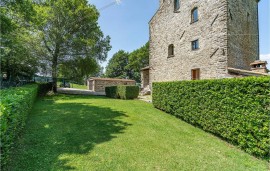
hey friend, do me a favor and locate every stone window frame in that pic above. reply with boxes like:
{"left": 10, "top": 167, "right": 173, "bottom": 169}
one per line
{"left": 168, "top": 44, "right": 175, "bottom": 58}
{"left": 191, "top": 7, "right": 199, "bottom": 24}
{"left": 191, "top": 39, "right": 199, "bottom": 50}
{"left": 247, "top": 12, "right": 250, "bottom": 22}
{"left": 174, "top": 0, "right": 180, "bottom": 12}
{"left": 191, "top": 68, "right": 200, "bottom": 80}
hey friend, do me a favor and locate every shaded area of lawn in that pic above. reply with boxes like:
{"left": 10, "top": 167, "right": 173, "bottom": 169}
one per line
{"left": 8, "top": 95, "right": 130, "bottom": 171}
{"left": 8, "top": 95, "right": 268, "bottom": 171}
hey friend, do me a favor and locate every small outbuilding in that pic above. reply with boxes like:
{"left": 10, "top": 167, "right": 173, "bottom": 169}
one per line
{"left": 250, "top": 60, "right": 268, "bottom": 74}
{"left": 141, "top": 66, "right": 150, "bottom": 89}
{"left": 140, "top": 66, "right": 151, "bottom": 95}
{"left": 87, "top": 77, "right": 136, "bottom": 92}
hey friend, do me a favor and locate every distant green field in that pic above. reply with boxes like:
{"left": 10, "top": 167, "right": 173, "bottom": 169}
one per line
{"left": 57, "top": 82, "right": 87, "bottom": 90}
{"left": 70, "top": 83, "right": 87, "bottom": 90}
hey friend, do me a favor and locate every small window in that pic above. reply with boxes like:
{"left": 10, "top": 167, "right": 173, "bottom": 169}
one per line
{"left": 191, "top": 7, "right": 198, "bottom": 23}
{"left": 247, "top": 12, "right": 250, "bottom": 21}
{"left": 174, "top": 0, "right": 180, "bottom": 11}
{"left": 191, "top": 40, "right": 199, "bottom": 50}
{"left": 168, "top": 44, "right": 174, "bottom": 57}
{"left": 191, "top": 69, "right": 200, "bottom": 80}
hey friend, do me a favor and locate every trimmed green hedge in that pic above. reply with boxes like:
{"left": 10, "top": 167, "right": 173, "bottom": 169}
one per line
{"left": 0, "top": 83, "right": 52, "bottom": 168}
{"left": 152, "top": 77, "right": 270, "bottom": 159}
{"left": 105, "top": 85, "right": 139, "bottom": 99}
{"left": 105, "top": 86, "right": 118, "bottom": 98}
{"left": 37, "top": 82, "right": 53, "bottom": 96}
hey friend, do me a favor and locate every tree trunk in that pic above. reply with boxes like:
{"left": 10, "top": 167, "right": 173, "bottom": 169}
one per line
{"left": 52, "top": 57, "right": 58, "bottom": 93}
{"left": 52, "top": 43, "right": 60, "bottom": 93}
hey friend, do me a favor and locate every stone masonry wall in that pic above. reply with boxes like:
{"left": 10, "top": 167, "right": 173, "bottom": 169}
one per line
{"left": 141, "top": 70, "right": 150, "bottom": 88}
{"left": 149, "top": 0, "right": 229, "bottom": 88}
{"left": 227, "top": 0, "right": 259, "bottom": 70}
{"left": 88, "top": 79, "right": 136, "bottom": 92}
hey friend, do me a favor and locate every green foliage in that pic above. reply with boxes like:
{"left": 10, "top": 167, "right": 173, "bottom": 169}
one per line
{"left": 127, "top": 42, "right": 149, "bottom": 82}
{"left": 0, "top": 84, "right": 38, "bottom": 168}
{"left": 105, "top": 50, "right": 130, "bottom": 79}
{"left": 58, "top": 57, "right": 99, "bottom": 84}
{"left": 117, "top": 86, "right": 140, "bottom": 100}
{"left": 6, "top": 95, "right": 268, "bottom": 170}
{"left": 152, "top": 77, "right": 270, "bottom": 159}
{"left": 37, "top": 82, "right": 53, "bottom": 96}
{"left": 105, "top": 86, "right": 139, "bottom": 99}
{"left": 105, "top": 86, "right": 118, "bottom": 98}
{"left": 0, "top": 83, "right": 51, "bottom": 168}
{"left": 0, "top": 1, "right": 40, "bottom": 80}
{"left": 34, "top": 0, "right": 111, "bottom": 91}
{"left": 105, "top": 42, "right": 149, "bottom": 82}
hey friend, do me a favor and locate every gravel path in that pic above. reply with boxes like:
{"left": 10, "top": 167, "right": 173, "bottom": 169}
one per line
{"left": 57, "top": 88, "right": 105, "bottom": 96}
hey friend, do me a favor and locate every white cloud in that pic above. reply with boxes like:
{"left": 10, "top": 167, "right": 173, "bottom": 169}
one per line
{"left": 115, "top": 0, "right": 121, "bottom": 5}
{"left": 260, "top": 54, "right": 270, "bottom": 68}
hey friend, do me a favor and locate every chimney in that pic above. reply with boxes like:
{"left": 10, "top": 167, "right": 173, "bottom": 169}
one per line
{"left": 250, "top": 60, "right": 268, "bottom": 73}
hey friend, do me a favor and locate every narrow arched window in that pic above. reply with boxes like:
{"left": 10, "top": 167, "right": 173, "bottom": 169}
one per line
{"left": 174, "top": 0, "right": 180, "bottom": 11}
{"left": 191, "top": 7, "right": 198, "bottom": 23}
{"left": 191, "top": 39, "right": 199, "bottom": 50}
{"left": 168, "top": 44, "right": 174, "bottom": 57}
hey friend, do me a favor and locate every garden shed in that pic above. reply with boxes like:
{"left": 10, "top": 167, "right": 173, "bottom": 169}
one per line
{"left": 87, "top": 77, "right": 136, "bottom": 92}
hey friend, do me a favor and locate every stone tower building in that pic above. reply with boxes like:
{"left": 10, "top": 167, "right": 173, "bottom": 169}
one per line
{"left": 146, "top": 0, "right": 266, "bottom": 89}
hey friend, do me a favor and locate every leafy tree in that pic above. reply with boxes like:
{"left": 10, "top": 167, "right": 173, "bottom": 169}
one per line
{"left": 0, "top": 0, "right": 38, "bottom": 81}
{"left": 105, "top": 50, "right": 130, "bottom": 78}
{"left": 105, "top": 42, "right": 149, "bottom": 82}
{"left": 34, "top": 0, "right": 111, "bottom": 91}
{"left": 126, "top": 42, "right": 149, "bottom": 82}
{"left": 58, "top": 57, "right": 99, "bottom": 84}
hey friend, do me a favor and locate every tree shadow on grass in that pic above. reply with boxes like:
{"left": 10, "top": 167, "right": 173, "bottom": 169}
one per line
{"left": 9, "top": 95, "right": 131, "bottom": 171}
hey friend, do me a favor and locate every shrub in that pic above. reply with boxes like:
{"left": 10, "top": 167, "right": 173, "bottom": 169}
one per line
{"left": 152, "top": 77, "right": 270, "bottom": 159}
{"left": 105, "top": 85, "right": 139, "bottom": 99}
{"left": 37, "top": 82, "right": 53, "bottom": 96}
{"left": 117, "top": 85, "right": 139, "bottom": 99}
{"left": 105, "top": 86, "right": 118, "bottom": 98}
{"left": 0, "top": 83, "right": 51, "bottom": 168}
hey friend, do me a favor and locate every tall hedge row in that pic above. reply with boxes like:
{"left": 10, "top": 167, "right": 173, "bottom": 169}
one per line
{"left": 0, "top": 83, "right": 52, "bottom": 168}
{"left": 105, "top": 85, "right": 139, "bottom": 99}
{"left": 152, "top": 77, "right": 270, "bottom": 158}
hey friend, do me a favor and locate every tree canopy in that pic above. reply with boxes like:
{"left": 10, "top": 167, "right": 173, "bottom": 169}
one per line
{"left": 127, "top": 42, "right": 149, "bottom": 82}
{"left": 1, "top": 0, "right": 111, "bottom": 90}
{"left": 33, "top": 0, "right": 111, "bottom": 91}
{"left": 58, "top": 57, "right": 100, "bottom": 84}
{"left": 0, "top": 0, "right": 38, "bottom": 81}
{"left": 105, "top": 42, "right": 149, "bottom": 82}
{"left": 105, "top": 50, "right": 130, "bottom": 79}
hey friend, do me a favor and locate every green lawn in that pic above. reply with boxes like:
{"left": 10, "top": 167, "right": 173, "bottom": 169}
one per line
{"left": 8, "top": 95, "right": 268, "bottom": 171}
{"left": 70, "top": 83, "right": 87, "bottom": 90}
{"left": 57, "top": 82, "right": 87, "bottom": 90}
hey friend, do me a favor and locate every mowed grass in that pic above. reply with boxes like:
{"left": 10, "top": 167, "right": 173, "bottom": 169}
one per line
{"left": 8, "top": 95, "right": 268, "bottom": 171}
{"left": 57, "top": 82, "right": 87, "bottom": 90}
{"left": 70, "top": 83, "right": 87, "bottom": 90}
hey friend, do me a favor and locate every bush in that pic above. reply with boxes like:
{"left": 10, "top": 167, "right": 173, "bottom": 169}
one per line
{"left": 117, "top": 85, "right": 140, "bottom": 99}
{"left": 152, "top": 77, "right": 270, "bottom": 159}
{"left": 0, "top": 83, "right": 51, "bottom": 168}
{"left": 37, "top": 82, "right": 53, "bottom": 96}
{"left": 105, "top": 86, "right": 118, "bottom": 98}
{"left": 105, "top": 85, "right": 139, "bottom": 99}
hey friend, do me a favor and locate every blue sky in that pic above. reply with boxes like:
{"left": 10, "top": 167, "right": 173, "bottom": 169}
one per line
{"left": 89, "top": 0, "right": 270, "bottom": 68}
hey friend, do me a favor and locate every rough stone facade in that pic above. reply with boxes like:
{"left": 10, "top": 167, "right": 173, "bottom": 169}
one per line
{"left": 227, "top": 0, "right": 259, "bottom": 70}
{"left": 149, "top": 0, "right": 260, "bottom": 88}
{"left": 141, "top": 67, "right": 150, "bottom": 89}
{"left": 87, "top": 77, "right": 136, "bottom": 92}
